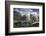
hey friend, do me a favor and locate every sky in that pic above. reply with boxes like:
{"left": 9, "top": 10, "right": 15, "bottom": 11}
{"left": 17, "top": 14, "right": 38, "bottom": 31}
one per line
{"left": 14, "top": 8, "right": 39, "bottom": 14}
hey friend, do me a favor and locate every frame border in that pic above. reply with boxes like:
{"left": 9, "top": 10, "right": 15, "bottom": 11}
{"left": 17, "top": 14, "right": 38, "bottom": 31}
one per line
{"left": 5, "top": 1, "right": 45, "bottom": 35}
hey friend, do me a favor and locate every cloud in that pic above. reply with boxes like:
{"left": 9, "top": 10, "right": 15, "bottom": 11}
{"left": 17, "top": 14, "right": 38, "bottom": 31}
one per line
{"left": 14, "top": 8, "right": 39, "bottom": 14}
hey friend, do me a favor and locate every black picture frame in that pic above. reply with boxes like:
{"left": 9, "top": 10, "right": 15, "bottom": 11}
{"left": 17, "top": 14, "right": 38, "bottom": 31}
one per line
{"left": 5, "top": 1, "right": 45, "bottom": 35}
